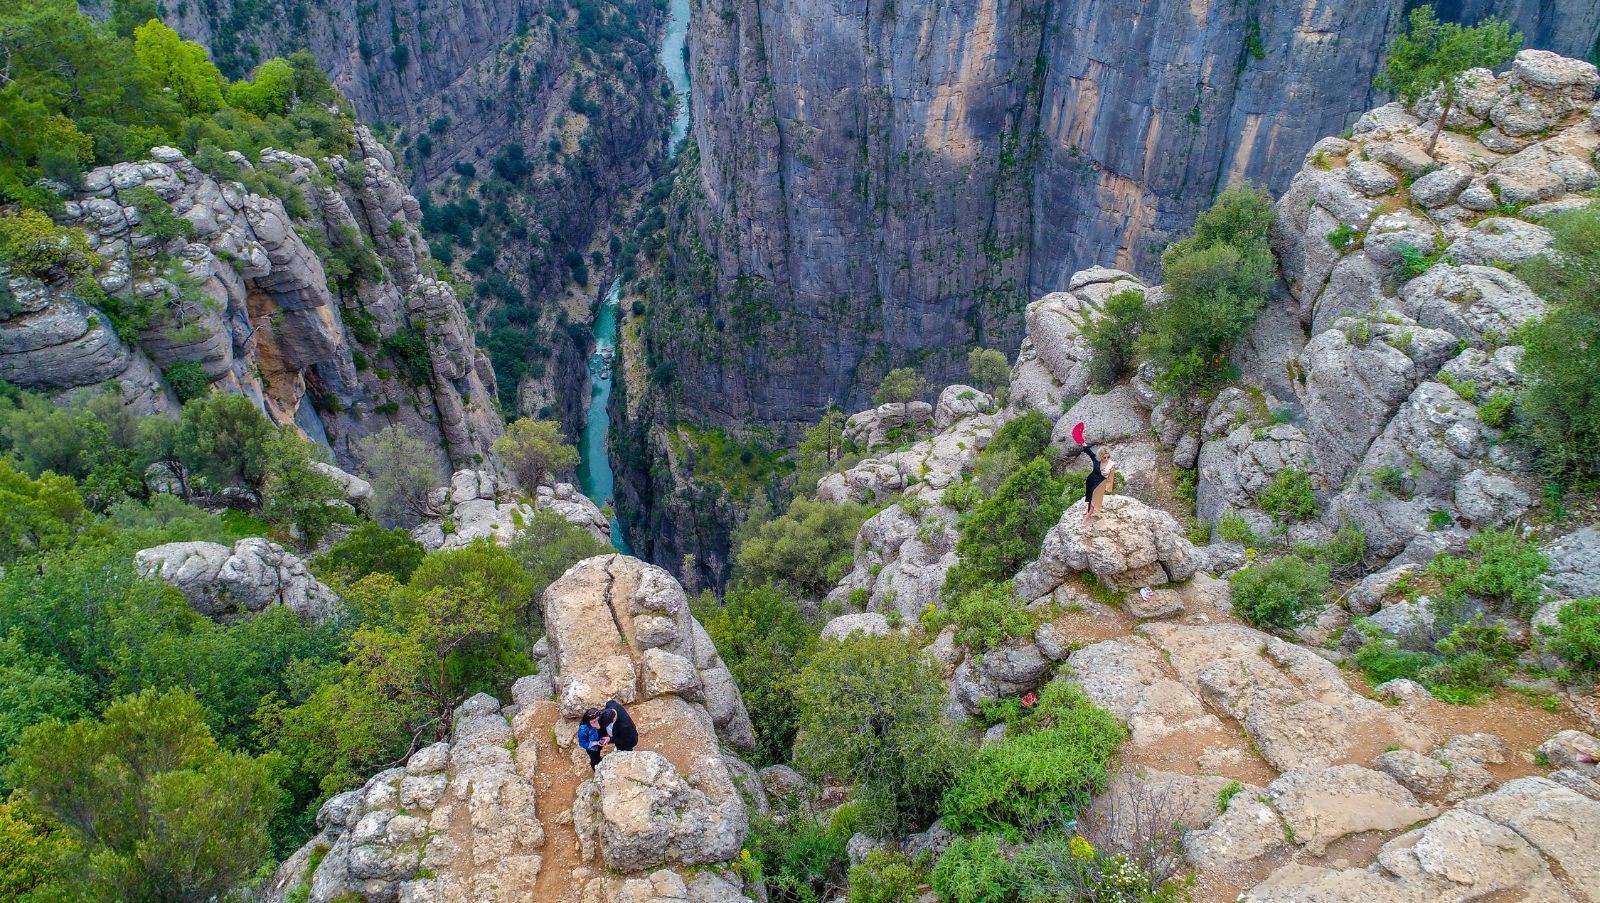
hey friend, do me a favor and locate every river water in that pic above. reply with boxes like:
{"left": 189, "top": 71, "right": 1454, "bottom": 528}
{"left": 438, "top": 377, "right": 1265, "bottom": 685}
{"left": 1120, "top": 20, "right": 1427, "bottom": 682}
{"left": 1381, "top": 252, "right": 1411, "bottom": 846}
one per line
{"left": 575, "top": 0, "right": 692, "bottom": 553}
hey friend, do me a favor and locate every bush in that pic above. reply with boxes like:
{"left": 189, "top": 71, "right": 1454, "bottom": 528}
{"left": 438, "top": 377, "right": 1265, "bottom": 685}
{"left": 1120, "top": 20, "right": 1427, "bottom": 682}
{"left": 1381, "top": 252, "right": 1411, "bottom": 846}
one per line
{"left": 1141, "top": 187, "right": 1276, "bottom": 395}
{"left": 925, "top": 581, "right": 1033, "bottom": 654}
{"left": 1545, "top": 597, "right": 1600, "bottom": 675}
{"left": 793, "top": 634, "right": 972, "bottom": 836}
{"left": 945, "top": 458, "right": 1067, "bottom": 599}
{"left": 123, "top": 185, "right": 196, "bottom": 244}
{"left": 941, "top": 682, "right": 1125, "bottom": 837}
{"left": 1215, "top": 513, "right": 1259, "bottom": 546}
{"left": 746, "top": 811, "right": 851, "bottom": 903}
{"left": 0, "top": 210, "right": 99, "bottom": 279}
{"left": 1259, "top": 468, "right": 1317, "bottom": 525}
{"left": 1515, "top": 203, "right": 1600, "bottom": 482}
{"left": 1229, "top": 556, "right": 1329, "bottom": 630}
{"left": 1421, "top": 616, "right": 1520, "bottom": 699}
{"left": 1085, "top": 288, "right": 1150, "bottom": 390}
{"left": 735, "top": 497, "right": 874, "bottom": 600}
{"left": 1426, "top": 528, "right": 1548, "bottom": 618}
{"left": 849, "top": 850, "right": 927, "bottom": 903}
{"left": 1477, "top": 390, "right": 1515, "bottom": 429}
{"left": 697, "top": 582, "right": 818, "bottom": 766}
{"left": 162, "top": 360, "right": 212, "bottom": 402}
{"left": 931, "top": 834, "right": 1014, "bottom": 903}
{"left": 312, "top": 522, "right": 426, "bottom": 584}
{"left": 1011, "top": 836, "right": 1180, "bottom": 903}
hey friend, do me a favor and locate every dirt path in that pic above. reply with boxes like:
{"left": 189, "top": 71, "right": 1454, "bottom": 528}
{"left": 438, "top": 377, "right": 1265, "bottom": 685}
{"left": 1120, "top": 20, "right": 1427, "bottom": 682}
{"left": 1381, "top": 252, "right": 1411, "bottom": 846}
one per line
{"left": 524, "top": 700, "right": 586, "bottom": 903}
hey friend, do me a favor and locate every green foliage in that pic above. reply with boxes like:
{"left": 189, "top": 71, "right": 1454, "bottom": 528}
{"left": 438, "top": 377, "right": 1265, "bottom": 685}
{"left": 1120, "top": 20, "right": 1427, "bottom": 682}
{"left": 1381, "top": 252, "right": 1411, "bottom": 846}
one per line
{"left": 1426, "top": 528, "right": 1548, "bottom": 618}
{"left": 1326, "top": 223, "right": 1359, "bottom": 253}
{"left": 1215, "top": 512, "right": 1260, "bottom": 546}
{"left": 133, "top": 19, "right": 226, "bottom": 116}
{"left": 505, "top": 510, "right": 613, "bottom": 605}
{"left": 1009, "top": 836, "right": 1182, "bottom": 903}
{"left": 162, "top": 360, "right": 212, "bottom": 402}
{"left": 874, "top": 367, "right": 929, "bottom": 409}
{"left": 1259, "top": 468, "right": 1317, "bottom": 525}
{"left": 735, "top": 497, "right": 874, "bottom": 600}
{"left": 945, "top": 458, "right": 1068, "bottom": 599}
{"left": 1354, "top": 640, "right": 1435, "bottom": 686}
{"left": 1421, "top": 616, "right": 1519, "bottom": 699}
{"left": 259, "top": 431, "right": 350, "bottom": 548}
{"left": 924, "top": 582, "right": 1033, "bottom": 654}
{"left": 1375, "top": 8, "right": 1521, "bottom": 150}
{"left": 1516, "top": 204, "right": 1600, "bottom": 482}
{"left": 0, "top": 460, "right": 85, "bottom": 564}
{"left": 793, "top": 634, "right": 971, "bottom": 836}
{"left": 941, "top": 682, "right": 1125, "bottom": 837}
{"left": 227, "top": 58, "right": 296, "bottom": 117}
{"left": 380, "top": 325, "right": 434, "bottom": 386}
{"left": 932, "top": 834, "right": 1014, "bottom": 903}
{"left": 0, "top": 636, "right": 93, "bottom": 787}
{"left": 0, "top": 210, "right": 99, "bottom": 278}
{"left": 1477, "top": 390, "right": 1515, "bottom": 429}
{"left": 1229, "top": 555, "right": 1329, "bottom": 630}
{"left": 697, "top": 582, "right": 818, "bottom": 766}
{"left": 175, "top": 392, "right": 277, "bottom": 490}
{"left": 1085, "top": 288, "right": 1151, "bottom": 390}
{"left": 794, "top": 406, "right": 856, "bottom": 494}
{"left": 9, "top": 687, "right": 280, "bottom": 899}
{"left": 1142, "top": 187, "right": 1276, "bottom": 395}
{"left": 312, "top": 522, "right": 426, "bottom": 585}
{"left": 1217, "top": 780, "right": 1245, "bottom": 813}
{"left": 746, "top": 811, "right": 851, "bottom": 903}
{"left": 493, "top": 418, "right": 579, "bottom": 492}
{"left": 849, "top": 849, "right": 928, "bottom": 903}
{"left": 1545, "top": 597, "right": 1600, "bottom": 675}
{"left": 123, "top": 184, "right": 195, "bottom": 244}
{"left": 356, "top": 424, "right": 446, "bottom": 528}
{"left": 1394, "top": 242, "right": 1444, "bottom": 280}
{"left": 0, "top": 798, "right": 75, "bottom": 901}
{"left": 967, "top": 347, "right": 1011, "bottom": 396}
{"left": 987, "top": 411, "right": 1053, "bottom": 464}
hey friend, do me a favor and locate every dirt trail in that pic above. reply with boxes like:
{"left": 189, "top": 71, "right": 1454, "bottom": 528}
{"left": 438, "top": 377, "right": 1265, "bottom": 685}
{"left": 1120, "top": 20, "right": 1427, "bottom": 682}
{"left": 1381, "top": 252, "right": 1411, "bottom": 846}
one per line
{"left": 524, "top": 699, "right": 586, "bottom": 903}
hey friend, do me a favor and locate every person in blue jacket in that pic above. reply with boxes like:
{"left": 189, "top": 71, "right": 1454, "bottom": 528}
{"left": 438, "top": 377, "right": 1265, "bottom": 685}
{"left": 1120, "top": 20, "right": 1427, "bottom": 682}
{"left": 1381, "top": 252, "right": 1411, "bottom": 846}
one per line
{"left": 578, "top": 700, "right": 638, "bottom": 768}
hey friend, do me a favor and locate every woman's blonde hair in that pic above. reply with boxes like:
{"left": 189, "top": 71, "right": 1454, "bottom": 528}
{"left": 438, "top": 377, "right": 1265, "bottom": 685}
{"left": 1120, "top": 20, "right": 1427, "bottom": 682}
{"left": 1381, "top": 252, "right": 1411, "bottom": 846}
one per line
{"left": 1098, "top": 447, "right": 1112, "bottom": 461}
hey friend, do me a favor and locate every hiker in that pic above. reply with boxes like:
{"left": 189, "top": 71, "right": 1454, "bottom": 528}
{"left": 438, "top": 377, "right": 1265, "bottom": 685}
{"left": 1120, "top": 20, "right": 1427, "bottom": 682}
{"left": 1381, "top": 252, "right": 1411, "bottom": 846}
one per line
{"left": 578, "top": 700, "right": 638, "bottom": 768}
{"left": 1069, "top": 420, "right": 1116, "bottom": 525}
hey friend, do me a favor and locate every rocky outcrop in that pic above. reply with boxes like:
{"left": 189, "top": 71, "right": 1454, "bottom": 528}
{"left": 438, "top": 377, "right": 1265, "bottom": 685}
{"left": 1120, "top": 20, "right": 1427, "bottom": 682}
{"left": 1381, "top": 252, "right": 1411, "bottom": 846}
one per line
{"left": 268, "top": 554, "right": 757, "bottom": 902}
{"left": 411, "top": 469, "right": 611, "bottom": 549}
{"left": 134, "top": 538, "right": 339, "bottom": 622}
{"left": 1015, "top": 497, "right": 1200, "bottom": 598}
{"left": 0, "top": 130, "right": 501, "bottom": 477}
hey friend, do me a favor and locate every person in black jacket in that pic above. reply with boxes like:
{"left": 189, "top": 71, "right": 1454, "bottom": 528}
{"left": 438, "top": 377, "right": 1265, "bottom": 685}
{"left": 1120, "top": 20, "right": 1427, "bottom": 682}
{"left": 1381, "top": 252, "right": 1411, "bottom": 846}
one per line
{"left": 1077, "top": 444, "right": 1116, "bottom": 526}
{"left": 579, "top": 700, "right": 638, "bottom": 768}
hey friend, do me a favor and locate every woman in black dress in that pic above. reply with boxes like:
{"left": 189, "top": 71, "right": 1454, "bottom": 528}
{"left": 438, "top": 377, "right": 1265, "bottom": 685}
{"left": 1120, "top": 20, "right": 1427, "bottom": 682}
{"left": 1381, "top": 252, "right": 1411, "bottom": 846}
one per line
{"left": 1078, "top": 445, "right": 1115, "bottom": 526}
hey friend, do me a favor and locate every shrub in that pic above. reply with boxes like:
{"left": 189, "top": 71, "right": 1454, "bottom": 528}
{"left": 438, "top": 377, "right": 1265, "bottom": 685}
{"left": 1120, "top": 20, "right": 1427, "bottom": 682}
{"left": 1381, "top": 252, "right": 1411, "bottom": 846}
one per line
{"left": 1372, "top": 464, "right": 1410, "bottom": 498}
{"left": 1141, "top": 187, "right": 1276, "bottom": 395}
{"left": 1215, "top": 513, "right": 1259, "bottom": 546}
{"left": 944, "top": 458, "right": 1067, "bottom": 598}
{"left": 357, "top": 425, "right": 446, "bottom": 528}
{"left": 311, "top": 522, "right": 425, "bottom": 584}
{"left": 1515, "top": 203, "right": 1600, "bottom": 482}
{"left": 1477, "top": 390, "right": 1515, "bottom": 429}
{"left": 697, "top": 582, "right": 818, "bottom": 766}
{"left": 931, "top": 834, "right": 1014, "bottom": 903}
{"left": 1545, "top": 597, "right": 1600, "bottom": 675}
{"left": 1421, "top": 616, "right": 1520, "bottom": 699}
{"left": 984, "top": 411, "right": 1053, "bottom": 464}
{"left": 925, "top": 581, "right": 1033, "bottom": 654}
{"left": 1085, "top": 288, "right": 1150, "bottom": 390}
{"left": 792, "top": 634, "right": 971, "bottom": 836}
{"left": 746, "top": 811, "right": 850, "bottom": 903}
{"left": 162, "top": 360, "right": 212, "bottom": 402}
{"left": 966, "top": 347, "right": 1011, "bottom": 397}
{"left": 1011, "top": 836, "right": 1180, "bottom": 903}
{"left": 1354, "top": 638, "right": 1434, "bottom": 685}
{"left": 1427, "top": 528, "right": 1548, "bottom": 618}
{"left": 849, "top": 850, "right": 926, "bottom": 903}
{"left": 0, "top": 210, "right": 99, "bottom": 279}
{"left": 380, "top": 325, "right": 434, "bottom": 386}
{"left": 941, "top": 683, "right": 1125, "bottom": 837}
{"left": 123, "top": 185, "right": 196, "bottom": 244}
{"left": 1259, "top": 468, "right": 1317, "bottom": 525}
{"left": 1229, "top": 556, "right": 1329, "bottom": 630}
{"left": 736, "top": 497, "right": 874, "bottom": 600}
{"left": 1326, "top": 223, "right": 1359, "bottom": 253}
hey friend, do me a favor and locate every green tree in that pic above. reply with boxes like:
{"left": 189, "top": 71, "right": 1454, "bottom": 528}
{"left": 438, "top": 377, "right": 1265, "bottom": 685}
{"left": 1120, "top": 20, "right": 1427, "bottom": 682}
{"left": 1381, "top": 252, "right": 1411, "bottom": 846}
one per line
{"left": 505, "top": 510, "right": 612, "bottom": 609}
{"left": 176, "top": 392, "right": 276, "bottom": 491}
{"left": 1374, "top": 8, "right": 1521, "bottom": 155}
{"left": 0, "top": 636, "right": 93, "bottom": 787}
{"left": 258, "top": 432, "right": 347, "bottom": 547}
{"left": 966, "top": 347, "right": 1011, "bottom": 397}
{"left": 794, "top": 405, "right": 852, "bottom": 493}
{"left": 493, "top": 417, "right": 579, "bottom": 492}
{"left": 226, "top": 57, "right": 296, "bottom": 117}
{"left": 734, "top": 496, "right": 874, "bottom": 600}
{"left": 697, "top": 582, "right": 818, "bottom": 765}
{"left": 132, "top": 19, "right": 226, "bottom": 116}
{"left": 1084, "top": 288, "right": 1150, "bottom": 390}
{"left": 1141, "top": 187, "right": 1276, "bottom": 395}
{"left": 945, "top": 458, "right": 1068, "bottom": 598}
{"left": 1516, "top": 204, "right": 1600, "bottom": 483}
{"left": 0, "top": 210, "right": 99, "bottom": 278}
{"left": 357, "top": 424, "right": 446, "bottom": 527}
{"left": 0, "top": 798, "right": 75, "bottom": 901}
{"left": 312, "top": 522, "right": 427, "bottom": 584}
{"left": 0, "top": 460, "right": 84, "bottom": 564}
{"left": 8, "top": 687, "right": 281, "bottom": 901}
{"left": 874, "top": 366, "right": 928, "bottom": 424}
{"left": 792, "top": 633, "right": 971, "bottom": 836}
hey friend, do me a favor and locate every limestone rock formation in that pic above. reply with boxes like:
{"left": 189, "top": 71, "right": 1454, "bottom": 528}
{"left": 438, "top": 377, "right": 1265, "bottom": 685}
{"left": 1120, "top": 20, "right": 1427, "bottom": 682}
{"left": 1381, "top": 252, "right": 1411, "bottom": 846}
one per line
{"left": 134, "top": 537, "right": 338, "bottom": 622}
{"left": 268, "top": 555, "right": 758, "bottom": 902}
{"left": 411, "top": 469, "right": 610, "bottom": 550}
{"left": 1014, "top": 496, "right": 1200, "bottom": 598}
{"left": 0, "top": 131, "right": 500, "bottom": 476}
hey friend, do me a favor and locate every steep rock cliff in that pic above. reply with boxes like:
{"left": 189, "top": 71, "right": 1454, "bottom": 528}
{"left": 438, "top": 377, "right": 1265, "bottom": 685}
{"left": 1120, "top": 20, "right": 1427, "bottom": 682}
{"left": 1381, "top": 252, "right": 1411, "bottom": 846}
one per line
{"left": 652, "top": 0, "right": 1599, "bottom": 430}
{"left": 0, "top": 126, "right": 501, "bottom": 474}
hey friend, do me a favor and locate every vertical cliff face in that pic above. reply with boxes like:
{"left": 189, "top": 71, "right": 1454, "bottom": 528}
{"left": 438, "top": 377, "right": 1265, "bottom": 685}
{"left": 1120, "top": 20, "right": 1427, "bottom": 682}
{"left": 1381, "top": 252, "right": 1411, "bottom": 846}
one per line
{"left": 153, "top": 0, "right": 671, "bottom": 428}
{"left": 655, "top": 0, "right": 1599, "bottom": 432}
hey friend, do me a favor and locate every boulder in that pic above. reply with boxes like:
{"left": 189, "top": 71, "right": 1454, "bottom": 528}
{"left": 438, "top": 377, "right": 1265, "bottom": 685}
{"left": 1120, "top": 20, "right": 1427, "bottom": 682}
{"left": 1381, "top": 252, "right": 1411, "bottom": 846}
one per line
{"left": 1545, "top": 527, "right": 1600, "bottom": 600}
{"left": 934, "top": 385, "right": 994, "bottom": 429}
{"left": 134, "top": 537, "right": 339, "bottom": 622}
{"left": 588, "top": 751, "right": 746, "bottom": 873}
{"left": 842, "top": 401, "right": 934, "bottom": 451}
{"left": 1014, "top": 496, "right": 1199, "bottom": 598}
{"left": 820, "top": 612, "right": 892, "bottom": 641}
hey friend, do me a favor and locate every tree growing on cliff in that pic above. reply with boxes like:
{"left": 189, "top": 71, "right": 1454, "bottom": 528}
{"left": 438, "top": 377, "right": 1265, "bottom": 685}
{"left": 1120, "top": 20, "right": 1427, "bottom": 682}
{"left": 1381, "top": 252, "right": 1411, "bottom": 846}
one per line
{"left": 493, "top": 418, "right": 579, "bottom": 492}
{"left": 358, "top": 425, "right": 447, "bottom": 527}
{"left": 874, "top": 367, "right": 928, "bottom": 425}
{"left": 1375, "top": 8, "right": 1521, "bottom": 156}
{"left": 967, "top": 348, "right": 1011, "bottom": 398}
